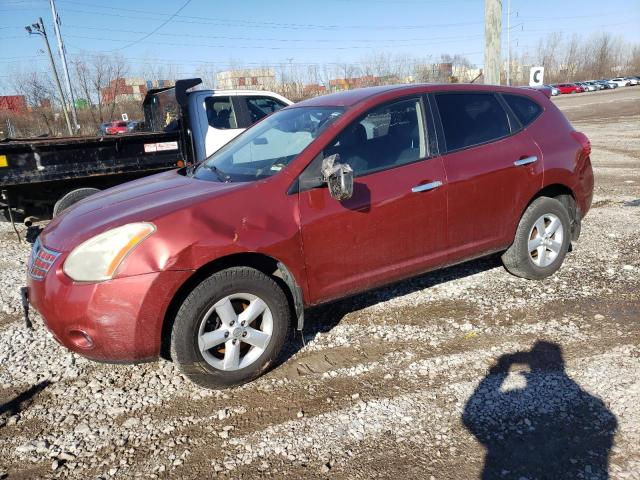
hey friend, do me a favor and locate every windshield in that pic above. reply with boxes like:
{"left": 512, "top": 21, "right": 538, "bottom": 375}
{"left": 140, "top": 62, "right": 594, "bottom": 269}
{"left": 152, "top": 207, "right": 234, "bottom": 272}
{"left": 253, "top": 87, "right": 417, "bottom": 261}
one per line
{"left": 194, "top": 106, "right": 344, "bottom": 182}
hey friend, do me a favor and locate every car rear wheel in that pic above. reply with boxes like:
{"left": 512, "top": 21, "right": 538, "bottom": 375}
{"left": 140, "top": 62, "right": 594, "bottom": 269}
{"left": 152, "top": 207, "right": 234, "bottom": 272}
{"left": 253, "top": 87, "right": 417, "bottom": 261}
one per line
{"left": 502, "top": 197, "right": 572, "bottom": 280}
{"left": 170, "top": 267, "right": 291, "bottom": 389}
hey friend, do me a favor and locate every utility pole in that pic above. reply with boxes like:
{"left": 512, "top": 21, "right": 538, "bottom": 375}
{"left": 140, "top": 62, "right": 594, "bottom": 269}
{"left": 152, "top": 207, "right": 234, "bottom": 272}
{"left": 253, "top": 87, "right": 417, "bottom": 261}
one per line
{"left": 25, "top": 18, "right": 74, "bottom": 136}
{"left": 484, "top": 0, "right": 502, "bottom": 85}
{"left": 49, "top": 0, "right": 79, "bottom": 131}
{"left": 506, "top": 0, "right": 511, "bottom": 86}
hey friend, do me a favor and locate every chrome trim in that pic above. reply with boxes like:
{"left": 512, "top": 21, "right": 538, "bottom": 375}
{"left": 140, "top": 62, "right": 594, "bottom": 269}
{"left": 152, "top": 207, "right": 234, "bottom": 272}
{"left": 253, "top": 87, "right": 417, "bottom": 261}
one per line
{"left": 514, "top": 155, "right": 538, "bottom": 166}
{"left": 411, "top": 181, "right": 443, "bottom": 193}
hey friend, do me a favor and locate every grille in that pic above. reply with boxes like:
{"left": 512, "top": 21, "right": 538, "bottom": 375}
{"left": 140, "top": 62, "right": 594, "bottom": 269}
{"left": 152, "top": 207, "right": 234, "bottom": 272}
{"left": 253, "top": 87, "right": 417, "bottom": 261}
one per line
{"left": 28, "top": 237, "right": 61, "bottom": 281}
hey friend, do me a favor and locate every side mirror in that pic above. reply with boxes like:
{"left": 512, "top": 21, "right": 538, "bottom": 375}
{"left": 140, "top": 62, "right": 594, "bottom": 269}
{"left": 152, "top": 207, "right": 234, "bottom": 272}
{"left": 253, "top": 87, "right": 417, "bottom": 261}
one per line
{"left": 321, "top": 154, "right": 353, "bottom": 201}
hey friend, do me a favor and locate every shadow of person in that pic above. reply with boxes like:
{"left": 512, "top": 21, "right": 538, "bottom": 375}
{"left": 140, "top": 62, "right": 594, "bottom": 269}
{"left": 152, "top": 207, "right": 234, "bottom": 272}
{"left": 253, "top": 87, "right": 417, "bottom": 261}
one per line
{"left": 0, "top": 380, "right": 51, "bottom": 419}
{"left": 462, "top": 341, "right": 617, "bottom": 480}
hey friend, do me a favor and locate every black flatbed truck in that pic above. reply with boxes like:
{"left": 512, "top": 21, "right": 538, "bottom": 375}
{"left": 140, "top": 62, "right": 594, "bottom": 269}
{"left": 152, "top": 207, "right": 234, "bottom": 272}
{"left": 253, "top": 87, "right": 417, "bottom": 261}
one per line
{"left": 0, "top": 78, "right": 199, "bottom": 222}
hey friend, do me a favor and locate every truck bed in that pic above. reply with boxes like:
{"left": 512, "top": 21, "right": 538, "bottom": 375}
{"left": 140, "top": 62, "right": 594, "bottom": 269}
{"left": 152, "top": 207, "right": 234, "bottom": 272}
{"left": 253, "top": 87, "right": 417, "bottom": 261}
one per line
{"left": 0, "top": 131, "right": 183, "bottom": 187}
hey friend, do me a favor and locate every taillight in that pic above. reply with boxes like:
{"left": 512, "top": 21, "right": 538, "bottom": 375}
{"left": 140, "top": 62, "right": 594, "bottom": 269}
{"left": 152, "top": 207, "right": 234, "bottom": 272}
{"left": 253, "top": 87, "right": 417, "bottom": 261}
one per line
{"left": 571, "top": 131, "right": 591, "bottom": 156}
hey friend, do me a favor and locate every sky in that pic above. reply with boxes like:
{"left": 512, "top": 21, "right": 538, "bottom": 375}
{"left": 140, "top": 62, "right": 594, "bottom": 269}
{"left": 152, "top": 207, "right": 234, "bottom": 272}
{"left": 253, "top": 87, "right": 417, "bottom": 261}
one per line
{"left": 1, "top": 0, "right": 639, "bottom": 90}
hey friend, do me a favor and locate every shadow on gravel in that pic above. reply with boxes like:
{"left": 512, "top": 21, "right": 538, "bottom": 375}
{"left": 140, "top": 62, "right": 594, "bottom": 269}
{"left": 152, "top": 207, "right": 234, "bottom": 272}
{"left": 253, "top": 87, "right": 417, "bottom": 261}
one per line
{"left": 0, "top": 380, "right": 51, "bottom": 420}
{"left": 277, "top": 253, "right": 503, "bottom": 365}
{"left": 462, "top": 341, "right": 618, "bottom": 480}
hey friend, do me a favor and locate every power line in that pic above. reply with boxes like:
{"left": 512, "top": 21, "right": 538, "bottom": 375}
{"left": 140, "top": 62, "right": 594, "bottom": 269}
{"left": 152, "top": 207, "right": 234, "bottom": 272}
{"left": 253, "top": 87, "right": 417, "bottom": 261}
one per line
{"left": 52, "top": 1, "right": 639, "bottom": 30}
{"left": 60, "top": 24, "right": 481, "bottom": 44}
{"left": 116, "top": 0, "right": 193, "bottom": 50}
{"left": 56, "top": 6, "right": 485, "bottom": 30}
{"left": 61, "top": 32, "right": 487, "bottom": 51}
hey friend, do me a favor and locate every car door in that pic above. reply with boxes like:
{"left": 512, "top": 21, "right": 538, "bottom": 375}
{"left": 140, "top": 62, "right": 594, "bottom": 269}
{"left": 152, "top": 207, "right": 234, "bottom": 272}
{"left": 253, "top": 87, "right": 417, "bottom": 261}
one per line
{"left": 203, "top": 95, "right": 244, "bottom": 156}
{"left": 432, "top": 91, "right": 543, "bottom": 262}
{"left": 297, "top": 96, "right": 448, "bottom": 304}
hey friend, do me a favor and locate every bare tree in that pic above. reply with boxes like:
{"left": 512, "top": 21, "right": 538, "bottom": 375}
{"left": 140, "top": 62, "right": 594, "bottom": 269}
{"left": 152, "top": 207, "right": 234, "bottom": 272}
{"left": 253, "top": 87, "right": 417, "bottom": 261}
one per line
{"left": 11, "top": 71, "right": 61, "bottom": 136}
{"left": 72, "top": 53, "right": 129, "bottom": 132}
{"left": 195, "top": 64, "right": 218, "bottom": 89}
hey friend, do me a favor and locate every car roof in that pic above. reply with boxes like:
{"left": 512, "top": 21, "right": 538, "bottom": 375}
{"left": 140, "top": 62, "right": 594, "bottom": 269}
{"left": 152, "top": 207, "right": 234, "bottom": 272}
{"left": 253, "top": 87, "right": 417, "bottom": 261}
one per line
{"left": 293, "top": 83, "right": 545, "bottom": 108}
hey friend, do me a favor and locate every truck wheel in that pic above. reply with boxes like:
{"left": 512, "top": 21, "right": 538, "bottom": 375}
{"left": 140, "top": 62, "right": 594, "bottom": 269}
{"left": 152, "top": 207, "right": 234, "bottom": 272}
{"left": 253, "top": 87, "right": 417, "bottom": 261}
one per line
{"left": 502, "top": 197, "right": 571, "bottom": 280}
{"left": 53, "top": 187, "right": 100, "bottom": 217}
{"left": 170, "top": 267, "right": 291, "bottom": 389}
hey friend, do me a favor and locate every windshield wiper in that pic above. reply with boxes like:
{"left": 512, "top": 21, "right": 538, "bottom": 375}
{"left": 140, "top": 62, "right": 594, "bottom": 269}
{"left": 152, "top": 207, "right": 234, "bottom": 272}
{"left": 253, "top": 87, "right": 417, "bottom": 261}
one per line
{"left": 207, "top": 164, "right": 231, "bottom": 183}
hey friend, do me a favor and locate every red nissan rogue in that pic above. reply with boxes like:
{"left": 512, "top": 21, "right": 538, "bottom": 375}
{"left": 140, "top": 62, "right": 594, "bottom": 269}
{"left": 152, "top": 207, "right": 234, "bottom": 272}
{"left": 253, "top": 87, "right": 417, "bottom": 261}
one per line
{"left": 26, "top": 84, "right": 593, "bottom": 388}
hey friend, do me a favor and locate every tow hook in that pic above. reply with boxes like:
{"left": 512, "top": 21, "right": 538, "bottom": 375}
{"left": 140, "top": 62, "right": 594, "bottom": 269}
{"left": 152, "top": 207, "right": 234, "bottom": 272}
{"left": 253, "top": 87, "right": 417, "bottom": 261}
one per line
{"left": 20, "top": 286, "right": 32, "bottom": 330}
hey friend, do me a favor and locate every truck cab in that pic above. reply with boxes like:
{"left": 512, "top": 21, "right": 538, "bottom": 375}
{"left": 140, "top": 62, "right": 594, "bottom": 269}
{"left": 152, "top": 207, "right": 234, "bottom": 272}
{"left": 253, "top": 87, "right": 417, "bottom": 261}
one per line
{"left": 188, "top": 89, "right": 292, "bottom": 158}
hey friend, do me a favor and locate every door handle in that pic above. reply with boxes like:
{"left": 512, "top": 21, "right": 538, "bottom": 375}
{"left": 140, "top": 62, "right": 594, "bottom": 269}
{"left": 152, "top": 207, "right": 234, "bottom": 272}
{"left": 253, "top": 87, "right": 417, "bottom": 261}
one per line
{"left": 412, "top": 181, "right": 443, "bottom": 193}
{"left": 514, "top": 155, "right": 538, "bottom": 166}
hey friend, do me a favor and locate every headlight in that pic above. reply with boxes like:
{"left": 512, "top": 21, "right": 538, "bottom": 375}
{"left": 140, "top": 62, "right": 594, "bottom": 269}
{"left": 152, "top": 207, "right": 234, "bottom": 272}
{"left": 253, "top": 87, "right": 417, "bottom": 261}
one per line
{"left": 63, "top": 223, "right": 156, "bottom": 282}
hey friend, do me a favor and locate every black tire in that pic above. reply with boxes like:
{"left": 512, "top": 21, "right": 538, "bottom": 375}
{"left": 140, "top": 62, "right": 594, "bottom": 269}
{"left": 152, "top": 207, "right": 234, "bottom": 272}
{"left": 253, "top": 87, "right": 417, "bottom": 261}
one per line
{"left": 53, "top": 187, "right": 100, "bottom": 217}
{"left": 170, "top": 267, "right": 291, "bottom": 389}
{"left": 502, "top": 197, "right": 572, "bottom": 280}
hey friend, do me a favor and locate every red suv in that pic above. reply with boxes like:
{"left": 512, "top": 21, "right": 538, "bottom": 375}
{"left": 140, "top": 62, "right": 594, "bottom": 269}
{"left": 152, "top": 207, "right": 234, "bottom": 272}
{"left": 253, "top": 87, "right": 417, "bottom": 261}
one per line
{"left": 26, "top": 84, "right": 593, "bottom": 388}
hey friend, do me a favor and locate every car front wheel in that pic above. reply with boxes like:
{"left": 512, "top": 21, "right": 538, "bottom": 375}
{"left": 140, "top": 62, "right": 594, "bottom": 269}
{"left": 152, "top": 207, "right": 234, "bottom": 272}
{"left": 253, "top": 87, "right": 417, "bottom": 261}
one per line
{"left": 502, "top": 196, "right": 572, "bottom": 280}
{"left": 170, "top": 267, "right": 291, "bottom": 389}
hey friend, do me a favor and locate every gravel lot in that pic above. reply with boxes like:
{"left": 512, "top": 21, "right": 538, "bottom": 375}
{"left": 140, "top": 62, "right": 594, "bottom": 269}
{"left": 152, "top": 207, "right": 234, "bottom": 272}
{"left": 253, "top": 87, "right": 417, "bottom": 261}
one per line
{"left": 1, "top": 87, "right": 639, "bottom": 479}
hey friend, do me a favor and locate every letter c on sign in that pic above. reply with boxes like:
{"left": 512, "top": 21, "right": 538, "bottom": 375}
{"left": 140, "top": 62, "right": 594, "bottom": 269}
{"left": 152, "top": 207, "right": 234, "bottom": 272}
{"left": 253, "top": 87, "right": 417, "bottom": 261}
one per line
{"left": 533, "top": 70, "right": 540, "bottom": 84}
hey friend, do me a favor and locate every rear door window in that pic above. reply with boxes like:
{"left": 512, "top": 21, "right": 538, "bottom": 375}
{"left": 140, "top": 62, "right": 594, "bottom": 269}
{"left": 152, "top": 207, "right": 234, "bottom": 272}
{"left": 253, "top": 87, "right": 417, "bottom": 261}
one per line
{"left": 204, "top": 96, "right": 238, "bottom": 129}
{"left": 502, "top": 94, "right": 543, "bottom": 127}
{"left": 435, "top": 93, "right": 511, "bottom": 152}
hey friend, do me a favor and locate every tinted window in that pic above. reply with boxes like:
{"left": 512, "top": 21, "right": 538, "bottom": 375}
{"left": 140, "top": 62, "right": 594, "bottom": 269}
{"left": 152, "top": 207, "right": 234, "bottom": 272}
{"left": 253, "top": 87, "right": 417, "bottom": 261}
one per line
{"left": 503, "top": 94, "right": 543, "bottom": 127}
{"left": 326, "top": 98, "right": 426, "bottom": 177}
{"left": 204, "top": 96, "right": 238, "bottom": 129}
{"left": 246, "top": 96, "right": 286, "bottom": 123}
{"left": 435, "top": 93, "right": 510, "bottom": 152}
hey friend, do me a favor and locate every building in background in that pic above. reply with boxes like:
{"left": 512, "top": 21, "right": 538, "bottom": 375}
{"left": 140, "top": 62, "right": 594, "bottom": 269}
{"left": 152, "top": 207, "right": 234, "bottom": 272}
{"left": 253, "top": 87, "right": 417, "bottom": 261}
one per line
{"left": 216, "top": 69, "right": 276, "bottom": 90}
{"left": 0, "top": 95, "right": 27, "bottom": 113}
{"left": 101, "top": 78, "right": 175, "bottom": 104}
{"left": 302, "top": 83, "right": 327, "bottom": 97}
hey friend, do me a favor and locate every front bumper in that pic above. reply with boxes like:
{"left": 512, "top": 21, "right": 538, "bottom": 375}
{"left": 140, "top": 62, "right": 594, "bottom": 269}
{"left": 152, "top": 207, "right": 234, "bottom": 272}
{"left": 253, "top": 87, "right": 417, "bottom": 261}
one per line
{"left": 27, "top": 255, "right": 192, "bottom": 363}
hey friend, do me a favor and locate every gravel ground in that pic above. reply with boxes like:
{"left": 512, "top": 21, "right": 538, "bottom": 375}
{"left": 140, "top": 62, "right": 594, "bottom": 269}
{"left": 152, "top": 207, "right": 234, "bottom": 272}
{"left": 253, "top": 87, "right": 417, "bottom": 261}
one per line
{"left": 0, "top": 87, "right": 639, "bottom": 480}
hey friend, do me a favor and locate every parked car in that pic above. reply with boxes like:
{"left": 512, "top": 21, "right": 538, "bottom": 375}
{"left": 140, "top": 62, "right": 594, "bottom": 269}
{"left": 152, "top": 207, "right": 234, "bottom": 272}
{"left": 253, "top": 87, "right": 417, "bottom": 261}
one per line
{"left": 623, "top": 76, "right": 638, "bottom": 86}
{"left": 576, "top": 82, "right": 596, "bottom": 92}
{"left": 544, "top": 84, "right": 560, "bottom": 96}
{"left": 105, "top": 121, "right": 128, "bottom": 135}
{"left": 554, "top": 83, "right": 582, "bottom": 94}
{"left": 126, "top": 120, "right": 143, "bottom": 132}
{"left": 591, "top": 81, "right": 608, "bottom": 90}
{"left": 25, "top": 84, "right": 594, "bottom": 389}
{"left": 97, "top": 122, "right": 111, "bottom": 136}
{"left": 609, "top": 77, "right": 631, "bottom": 87}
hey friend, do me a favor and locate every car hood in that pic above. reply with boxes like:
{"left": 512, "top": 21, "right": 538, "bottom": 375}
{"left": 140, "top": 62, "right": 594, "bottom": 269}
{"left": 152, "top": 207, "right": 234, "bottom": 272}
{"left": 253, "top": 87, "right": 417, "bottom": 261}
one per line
{"left": 41, "top": 169, "right": 242, "bottom": 251}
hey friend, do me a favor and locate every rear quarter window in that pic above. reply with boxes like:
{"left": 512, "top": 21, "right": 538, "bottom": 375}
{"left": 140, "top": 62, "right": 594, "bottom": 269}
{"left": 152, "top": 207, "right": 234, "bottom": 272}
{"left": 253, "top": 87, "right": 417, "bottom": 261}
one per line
{"left": 502, "top": 94, "right": 543, "bottom": 127}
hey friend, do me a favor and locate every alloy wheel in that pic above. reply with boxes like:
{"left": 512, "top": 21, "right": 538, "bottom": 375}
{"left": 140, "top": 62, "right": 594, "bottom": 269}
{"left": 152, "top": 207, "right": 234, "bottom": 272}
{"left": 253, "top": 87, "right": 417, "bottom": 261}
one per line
{"left": 527, "top": 213, "right": 564, "bottom": 268}
{"left": 197, "top": 293, "right": 273, "bottom": 371}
